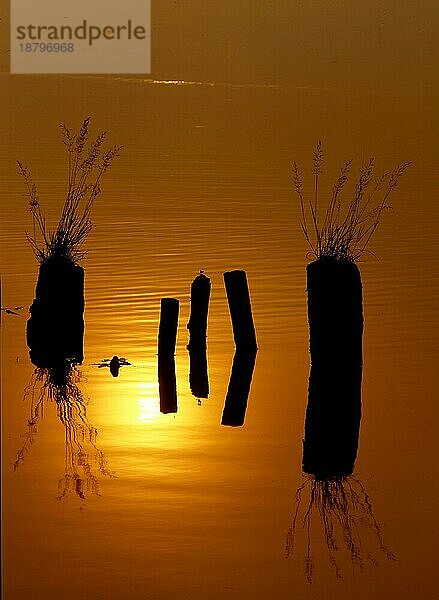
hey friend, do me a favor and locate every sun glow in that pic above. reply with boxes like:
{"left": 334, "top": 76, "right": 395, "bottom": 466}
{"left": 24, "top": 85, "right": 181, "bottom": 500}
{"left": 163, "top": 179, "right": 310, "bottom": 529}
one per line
{"left": 136, "top": 382, "right": 161, "bottom": 423}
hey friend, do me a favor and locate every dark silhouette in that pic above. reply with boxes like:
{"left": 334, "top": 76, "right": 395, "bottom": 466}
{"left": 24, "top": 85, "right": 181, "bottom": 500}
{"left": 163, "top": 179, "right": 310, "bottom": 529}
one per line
{"left": 26, "top": 257, "right": 85, "bottom": 368}
{"left": 221, "top": 348, "right": 257, "bottom": 426}
{"left": 286, "top": 257, "right": 395, "bottom": 581}
{"left": 93, "top": 356, "right": 131, "bottom": 376}
{"left": 20, "top": 256, "right": 114, "bottom": 497}
{"left": 188, "top": 345, "right": 209, "bottom": 400}
{"left": 286, "top": 473, "right": 396, "bottom": 583}
{"left": 109, "top": 355, "right": 131, "bottom": 377}
{"left": 158, "top": 298, "right": 179, "bottom": 356}
{"left": 302, "top": 258, "right": 363, "bottom": 478}
{"left": 158, "top": 354, "right": 177, "bottom": 414}
{"left": 223, "top": 270, "right": 257, "bottom": 350}
{"left": 157, "top": 298, "right": 179, "bottom": 414}
{"left": 110, "top": 356, "right": 120, "bottom": 377}
{"left": 187, "top": 272, "right": 211, "bottom": 400}
{"left": 1, "top": 306, "right": 24, "bottom": 316}
{"left": 14, "top": 361, "right": 114, "bottom": 499}
{"left": 187, "top": 272, "right": 211, "bottom": 349}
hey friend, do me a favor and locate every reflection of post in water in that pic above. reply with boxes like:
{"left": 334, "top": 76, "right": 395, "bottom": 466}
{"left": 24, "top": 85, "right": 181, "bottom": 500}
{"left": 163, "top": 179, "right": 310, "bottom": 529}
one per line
{"left": 188, "top": 345, "right": 209, "bottom": 401}
{"left": 14, "top": 362, "right": 114, "bottom": 500}
{"left": 286, "top": 258, "right": 395, "bottom": 581}
{"left": 158, "top": 298, "right": 179, "bottom": 414}
{"left": 221, "top": 349, "right": 257, "bottom": 427}
{"left": 187, "top": 272, "right": 211, "bottom": 400}
{"left": 158, "top": 354, "right": 177, "bottom": 414}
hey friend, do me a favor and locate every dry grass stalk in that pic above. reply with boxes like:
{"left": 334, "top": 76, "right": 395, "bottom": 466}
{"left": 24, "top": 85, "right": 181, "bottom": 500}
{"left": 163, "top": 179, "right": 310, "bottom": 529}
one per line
{"left": 18, "top": 116, "right": 123, "bottom": 265}
{"left": 292, "top": 143, "right": 411, "bottom": 262}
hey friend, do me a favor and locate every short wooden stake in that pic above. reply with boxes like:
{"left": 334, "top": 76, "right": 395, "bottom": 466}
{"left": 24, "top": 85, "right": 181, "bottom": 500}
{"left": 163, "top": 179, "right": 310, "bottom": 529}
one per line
{"left": 158, "top": 298, "right": 179, "bottom": 356}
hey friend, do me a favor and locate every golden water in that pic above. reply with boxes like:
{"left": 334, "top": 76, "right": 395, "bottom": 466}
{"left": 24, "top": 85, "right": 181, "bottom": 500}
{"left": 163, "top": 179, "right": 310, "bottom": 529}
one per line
{"left": 1, "top": 74, "right": 438, "bottom": 599}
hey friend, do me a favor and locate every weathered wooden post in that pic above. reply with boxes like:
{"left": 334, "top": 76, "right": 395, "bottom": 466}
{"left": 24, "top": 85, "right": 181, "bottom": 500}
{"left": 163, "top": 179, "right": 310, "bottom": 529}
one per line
{"left": 187, "top": 272, "right": 211, "bottom": 348}
{"left": 158, "top": 298, "right": 179, "bottom": 356}
{"left": 187, "top": 272, "right": 210, "bottom": 399}
{"left": 26, "top": 257, "right": 85, "bottom": 368}
{"left": 158, "top": 298, "right": 179, "bottom": 414}
{"left": 221, "top": 348, "right": 257, "bottom": 427}
{"left": 223, "top": 270, "right": 257, "bottom": 350}
{"left": 302, "top": 257, "right": 363, "bottom": 478}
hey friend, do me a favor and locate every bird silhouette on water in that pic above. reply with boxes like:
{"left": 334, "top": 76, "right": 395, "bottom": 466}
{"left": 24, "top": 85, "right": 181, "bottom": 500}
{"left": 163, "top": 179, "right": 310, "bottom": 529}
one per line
{"left": 93, "top": 356, "right": 131, "bottom": 377}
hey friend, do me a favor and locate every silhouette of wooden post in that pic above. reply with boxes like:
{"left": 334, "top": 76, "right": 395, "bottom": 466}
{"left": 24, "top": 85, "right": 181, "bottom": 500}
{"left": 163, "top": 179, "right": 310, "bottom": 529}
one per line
{"left": 187, "top": 272, "right": 211, "bottom": 348}
{"left": 224, "top": 270, "right": 257, "bottom": 350}
{"left": 187, "top": 273, "right": 210, "bottom": 399}
{"left": 303, "top": 258, "right": 363, "bottom": 478}
{"left": 158, "top": 298, "right": 179, "bottom": 356}
{"left": 158, "top": 298, "right": 179, "bottom": 414}
{"left": 26, "top": 258, "right": 85, "bottom": 368}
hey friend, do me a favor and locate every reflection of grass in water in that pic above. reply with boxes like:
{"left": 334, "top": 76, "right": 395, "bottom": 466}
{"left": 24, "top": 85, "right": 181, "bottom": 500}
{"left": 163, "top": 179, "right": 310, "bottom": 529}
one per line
{"left": 286, "top": 474, "right": 396, "bottom": 583}
{"left": 14, "top": 364, "right": 115, "bottom": 500}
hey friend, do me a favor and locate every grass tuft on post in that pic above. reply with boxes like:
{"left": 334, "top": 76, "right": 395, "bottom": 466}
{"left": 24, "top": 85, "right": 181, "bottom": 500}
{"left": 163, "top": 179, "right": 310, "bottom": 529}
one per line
{"left": 18, "top": 116, "right": 123, "bottom": 265}
{"left": 290, "top": 144, "right": 408, "bottom": 580}
{"left": 20, "top": 117, "right": 121, "bottom": 367}
{"left": 292, "top": 142, "right": 411, "bottom": 262}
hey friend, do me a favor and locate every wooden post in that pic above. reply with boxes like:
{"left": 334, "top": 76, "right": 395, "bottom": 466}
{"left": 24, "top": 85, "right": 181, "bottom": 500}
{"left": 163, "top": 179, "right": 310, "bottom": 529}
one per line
{"left": 302, "top": 258, "right": 363, "bottom": 478}
{"left": 223, "top": 270, "right": 257, "bottom": 350}
{"left": 187, "top": 273, "right": 210, "bottom": 399}
{"left": 157, "top": 298, "right": 179, "bottom": 413}
{"left": 221, "top": 348, "right": 257, "bottom": 427}
{"left": 187, "top": 272, "right": 211, "bottom": 349}
{"left": 158, "top": 298, "right": 179, "bottom": 356}
{"left": 26, "top": 257, "right": 85, "bottom": 368}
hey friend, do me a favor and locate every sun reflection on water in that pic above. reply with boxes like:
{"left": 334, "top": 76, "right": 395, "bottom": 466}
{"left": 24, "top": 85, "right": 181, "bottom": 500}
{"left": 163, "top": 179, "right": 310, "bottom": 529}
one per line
{"left": 136, "top": 382, "right": 161, "bottom": 423}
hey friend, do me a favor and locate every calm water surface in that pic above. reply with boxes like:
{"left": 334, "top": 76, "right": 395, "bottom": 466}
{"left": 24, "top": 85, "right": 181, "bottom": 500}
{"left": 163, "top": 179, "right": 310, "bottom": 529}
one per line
{"left": 1, "top": 76, "right": 438, "bottom": 599}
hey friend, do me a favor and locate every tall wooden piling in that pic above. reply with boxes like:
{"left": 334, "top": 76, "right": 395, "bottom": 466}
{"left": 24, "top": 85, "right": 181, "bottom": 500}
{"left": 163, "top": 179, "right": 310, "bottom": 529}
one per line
{"left": 26, "top": 257, "right": 85, "bottom": 368}
{"left": 187, "top": 272, "right": 211, "bottom": 348}
{"left": 157, "top": 298, "right": 179, "bottom": 414}
{"left": 187, "top": 273, "right": 210, "bottom": 399}
{"left": 223, "top": 270, "right": 257, "bottom": 350}
{"left": 302, "top": 258, "right": 363, "bottom": 478}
